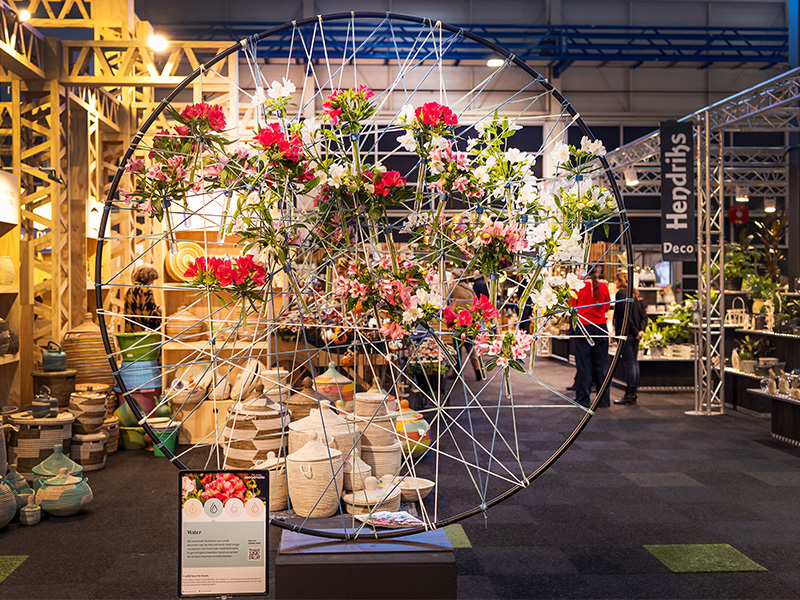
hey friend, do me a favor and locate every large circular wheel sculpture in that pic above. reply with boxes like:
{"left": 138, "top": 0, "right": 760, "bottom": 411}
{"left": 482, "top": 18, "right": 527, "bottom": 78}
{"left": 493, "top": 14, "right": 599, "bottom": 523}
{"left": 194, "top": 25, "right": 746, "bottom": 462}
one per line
{"left": 96, "top": 13, "right": 633, "bottom": 539}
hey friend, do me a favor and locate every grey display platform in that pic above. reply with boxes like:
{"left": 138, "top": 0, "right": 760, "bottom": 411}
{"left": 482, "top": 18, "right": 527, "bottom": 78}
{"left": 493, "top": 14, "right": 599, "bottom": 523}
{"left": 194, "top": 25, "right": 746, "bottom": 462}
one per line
{"left": 275, "top": 518, "right": 456, "bottom": 600}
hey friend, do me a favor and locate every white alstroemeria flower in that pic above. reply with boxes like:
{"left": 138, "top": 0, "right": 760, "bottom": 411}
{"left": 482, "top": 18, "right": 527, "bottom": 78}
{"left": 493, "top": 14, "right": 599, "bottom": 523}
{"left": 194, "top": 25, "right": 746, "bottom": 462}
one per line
{"left": 475, "top": 120, "right": 487, "bottom": 136}
{"left": 473, "top": 164, "right": 490, "bottom": 184}
{"left": 329, "top": 163, "right": 349, "bottom": 187}
{"left": 300, "top": 117, "right": 320, "bottom": 144}
{"left": 244, "top": 189, "right": 261, "bottom": 207}
{"left": 518, "top": 182, "right": 538, "bottom": 206}
{"left": 402, "top": 307, "right": 424, "bottom": 324}
{"left": 580, "top": 135, "right": 606, "bottom": 157}
{"left": 397, "top": 131, "right": 416, "bottom": 152}
{"left": 553, "top": 230, "right": 585, "bottom": 263}
{"left": 532, "top": 284, "right": 558, "bottom": 309}
{"left": 364, "top": 182, "right": 375, "bottom": 194}
{"left": 540, "top": 191, "right": 559, "bottom": 214}
{"left": 251, "top": 87, "right": 267, "bottom": 107}
{"left": 466, "top": 138, "right": 480, "bottom": 153}
{"left": 373, "top": 162, "right": 387, "bottom": 175}
{"left": 566, "top": 272, "right": 583, "bottom": 291}
{"left": 505, "top": 148, "right": 528, "bottom": 163}
{"left": 416, "top": 289, "right": 442, "bottom": 309}
{"left": 485, "top": 155, "right": 497, "bottom": 169}
{"left": 550, "top": 141, "right": 571, "bottom": 165}
{"left": 548, "top": 274, "right": 565, "bottom": 287}
{"left": 268, "top": 77, "right": 296, "bottom": 99}
{"left": 396, "top": 103, "right": 416, "bottom": 124}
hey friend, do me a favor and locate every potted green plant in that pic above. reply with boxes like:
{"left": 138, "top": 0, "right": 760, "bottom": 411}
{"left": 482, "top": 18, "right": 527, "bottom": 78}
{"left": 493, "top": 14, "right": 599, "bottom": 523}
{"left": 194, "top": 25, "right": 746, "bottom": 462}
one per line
{"left": 743, "top": 273, "right": 779, "bottom": 320}
{"left": 736, "top": 335, "right": 762, "bottom": 374}
{"left": 724, "top": 233, "right": 760, "bottom": 291}
{"left": 642, "top": 321, "right": 666, "bottom": 358}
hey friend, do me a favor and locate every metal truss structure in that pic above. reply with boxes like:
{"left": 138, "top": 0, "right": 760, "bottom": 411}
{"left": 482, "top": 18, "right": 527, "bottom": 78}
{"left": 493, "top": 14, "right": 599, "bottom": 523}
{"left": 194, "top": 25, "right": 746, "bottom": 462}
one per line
{"left": 603, "top": 66, "right": 800, "bottom": 415}
{"left": 152, "top": 20, "right": 789, "bottom": 72}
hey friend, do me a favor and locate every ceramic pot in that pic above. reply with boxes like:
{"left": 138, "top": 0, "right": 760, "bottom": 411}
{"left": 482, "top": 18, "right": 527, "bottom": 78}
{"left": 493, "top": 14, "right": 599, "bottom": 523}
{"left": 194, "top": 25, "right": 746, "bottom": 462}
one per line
{"left": 32, "top": 444, "right": 83, "bottom": 490}
{"left": 61, "top": 313, "right": 117, "bottom": 387}
{"left": 0, "top": 478, "right": 16, "bottom": 528}
{"left": 0, "top": 257, "right": 13, "bottom": 285}
{"left": 36, "top": 467, "right": 93, "bottom": 516}
{"left": 41, "top": 341, "right": 67, "bottom": 372}
{"left": 286, "top": 439, "right": 342, "bottom": 518}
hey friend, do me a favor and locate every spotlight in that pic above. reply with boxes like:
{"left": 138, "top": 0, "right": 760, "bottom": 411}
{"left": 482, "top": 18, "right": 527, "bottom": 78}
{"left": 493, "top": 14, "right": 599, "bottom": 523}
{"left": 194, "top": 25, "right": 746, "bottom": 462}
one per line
{"left": 764, "top": 198, "right": 777, "bottom": 213}
{"left": 19, "top": 9, "right": 30, "bottom": 21}
{"left": 486, "top": 58, "right": 505, "bottom": 68}
{"left": 735, "top": 185, "right": 749, "bottom": 203}
{"left": 149, "top": 35, "right": 168, "bottom": 52}
{"left": 624, "top": 168, "right": 639, "bottom": 187}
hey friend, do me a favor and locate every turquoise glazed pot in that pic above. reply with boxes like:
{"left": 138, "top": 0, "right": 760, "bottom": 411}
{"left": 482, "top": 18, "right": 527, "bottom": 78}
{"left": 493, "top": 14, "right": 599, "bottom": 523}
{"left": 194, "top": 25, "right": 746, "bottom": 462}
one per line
{"left": 35, "top": 467, "right": 93, "bottom": 517}
{"left": 0, "top": 478, "right": 16, "bottom": 528}
{"left": 32, "top": 444, "right": 83, "bottom": 491}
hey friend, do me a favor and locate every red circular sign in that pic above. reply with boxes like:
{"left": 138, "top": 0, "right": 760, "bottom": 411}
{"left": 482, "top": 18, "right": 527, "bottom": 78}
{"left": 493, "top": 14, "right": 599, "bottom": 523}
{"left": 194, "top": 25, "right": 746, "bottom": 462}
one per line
{"left": 728, "top": 204, "right": 749, "bottom": 225}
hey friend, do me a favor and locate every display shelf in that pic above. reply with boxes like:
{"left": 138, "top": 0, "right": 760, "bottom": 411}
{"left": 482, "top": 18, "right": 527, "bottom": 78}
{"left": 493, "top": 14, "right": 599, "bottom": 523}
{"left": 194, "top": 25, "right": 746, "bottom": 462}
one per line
{"left": 724, "top": 367, "right": 762, "bottom": 379}
{"left": 0, "top": 285, "right": 17, "bottom": 294}
{"left": 734, "top": 328, "right": 800, "bottom": 340}
{"left": 0, "top": 353, "right": 19, "bottom": 366}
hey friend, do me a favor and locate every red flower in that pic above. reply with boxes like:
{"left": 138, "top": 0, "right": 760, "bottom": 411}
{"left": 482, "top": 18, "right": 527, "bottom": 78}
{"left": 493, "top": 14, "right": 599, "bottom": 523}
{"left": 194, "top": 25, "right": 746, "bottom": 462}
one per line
{"left": 322, "top": 90, "right": 342, "bottom": 124}
{"left": 214, "top": 260, "right": 236, "bottom": 287}
{"left": 180, "top": 103, "right": 226, "bottom": 131}
{"left": 415, "top": 102, "right": 458, "bottom": 127}
{"left": 254, "top": 123, "right": 284, "bottom": 148}
{"left": 174, "top": 125, "right": 190, "bottom": 137}
{"left": 442, "top": 305, "right": 458, "bottom": 325}
{"left": 374, "top": 170, "right": 406, "bottom": 196}
{"left": 456, "top": 309, "right": 474, "bottom": 327}
{"left": 473, "top": 294, "right": 499, "bottom": 321}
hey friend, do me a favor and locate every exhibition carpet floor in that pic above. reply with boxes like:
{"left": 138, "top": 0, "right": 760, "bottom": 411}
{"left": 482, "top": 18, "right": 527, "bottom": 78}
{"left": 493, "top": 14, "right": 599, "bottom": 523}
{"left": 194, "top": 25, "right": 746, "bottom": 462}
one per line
{"left": 2, "top": 359, "right": 800, "bottom": 599}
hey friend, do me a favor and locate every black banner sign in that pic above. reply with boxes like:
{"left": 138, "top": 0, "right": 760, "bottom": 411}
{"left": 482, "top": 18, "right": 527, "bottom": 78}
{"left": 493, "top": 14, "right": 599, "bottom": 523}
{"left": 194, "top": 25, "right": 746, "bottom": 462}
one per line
{"left": 660, "top": 121, "right": 695, "bottom": 261}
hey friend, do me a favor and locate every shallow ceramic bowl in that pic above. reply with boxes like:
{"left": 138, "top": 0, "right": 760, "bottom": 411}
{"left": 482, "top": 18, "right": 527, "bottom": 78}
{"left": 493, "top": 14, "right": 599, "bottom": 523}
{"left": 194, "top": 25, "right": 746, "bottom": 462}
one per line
{"left": 399, "top": 477, "right": 434, "bottom": 502}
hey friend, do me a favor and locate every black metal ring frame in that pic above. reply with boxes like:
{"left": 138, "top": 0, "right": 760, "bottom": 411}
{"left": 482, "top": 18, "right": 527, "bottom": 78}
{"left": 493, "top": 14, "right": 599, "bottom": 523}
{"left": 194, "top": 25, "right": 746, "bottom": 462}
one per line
{"left": 95, "top": 11, "right": 634, "bottom": 540}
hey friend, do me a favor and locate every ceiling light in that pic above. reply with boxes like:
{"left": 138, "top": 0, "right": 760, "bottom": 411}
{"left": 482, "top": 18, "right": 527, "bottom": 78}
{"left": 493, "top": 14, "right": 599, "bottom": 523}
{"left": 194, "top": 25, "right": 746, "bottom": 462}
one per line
{"left": 486, "top": 58, "right": 505, "bottom": 68}
{"left": 624, "top": 168, "right": 639, "bottom": 187}
{"left": 19, "top": 9, "right": 30, "bottom": 21}
{"left": 149, "top": 35, "right": 168, "bottom": 52}
{"left": 734, "top": 185, "right": 749, "bottom": 203}
{"left": 764, "top": 198, "right": 777, "bottom": 213}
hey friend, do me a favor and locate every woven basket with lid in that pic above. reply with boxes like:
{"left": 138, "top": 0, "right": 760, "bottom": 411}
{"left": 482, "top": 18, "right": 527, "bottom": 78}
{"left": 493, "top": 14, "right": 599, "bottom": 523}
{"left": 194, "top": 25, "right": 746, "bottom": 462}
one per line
{"left": 342, "top": 453, "right": 372, "bottom": 492}
{"left": 286, "top": 438, "right": 343, "bottom": 518}
{"left": 313, "top": 362, "right": 354, "bottom": 410}
{"left": 71, "top": 432, "right": 107, "bottom": 471}
{"left": 360, "top": 440, "right": 402, "bottom": 479}
{"left": 68, "top": 391, "right": 107, "bottom": 434}
{"left": 222, "top": 393, "right": 291, "bottom": 469}
{"left": 348, "top": 412, "right": 398, "bottom": 447}
{"left": 283, "top": 377, "right": 325, "bottom": 421}
{"left": 288, "top": 406, "right": 359, "bottom": 455}
{"left": 164, "top": 305, "right": 206, "bottom": 343}
{"left": 61, "top": 313, "right": 117, "bottom": 387}
{"left": 9, "top": 414, "right": 76, "bottom": 483}
{"left": 253, "top": 451, "right": 288, "bottom": 511}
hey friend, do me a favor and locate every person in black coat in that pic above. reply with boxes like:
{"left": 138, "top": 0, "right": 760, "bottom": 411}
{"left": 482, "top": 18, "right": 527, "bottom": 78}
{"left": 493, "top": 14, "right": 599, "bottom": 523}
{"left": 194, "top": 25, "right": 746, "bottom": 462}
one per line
{"left": 612, "top": 272, "right": 648, "bottom": 404}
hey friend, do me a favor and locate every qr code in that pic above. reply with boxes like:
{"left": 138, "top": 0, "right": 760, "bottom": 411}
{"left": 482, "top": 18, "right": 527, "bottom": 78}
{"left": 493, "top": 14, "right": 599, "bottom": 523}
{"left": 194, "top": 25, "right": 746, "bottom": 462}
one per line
{"left": 248, "top": 547, "right": 261, "bottom": 562}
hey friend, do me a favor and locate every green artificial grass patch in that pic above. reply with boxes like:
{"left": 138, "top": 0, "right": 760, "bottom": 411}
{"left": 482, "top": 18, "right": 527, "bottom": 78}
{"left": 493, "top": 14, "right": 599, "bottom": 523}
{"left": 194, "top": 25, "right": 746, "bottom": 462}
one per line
{"left": 443, "top": 524, "right": 472, "bottom": 548}
{"left": 645, "top": 544, "right": 767, "bottom": 574}
{"left": 0, "top": 556, "right": 28, "bottom": 584}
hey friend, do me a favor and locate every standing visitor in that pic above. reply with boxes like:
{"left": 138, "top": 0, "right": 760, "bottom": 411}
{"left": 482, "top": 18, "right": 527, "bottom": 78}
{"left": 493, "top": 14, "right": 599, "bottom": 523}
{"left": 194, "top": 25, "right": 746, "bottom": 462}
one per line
{"left": 571, "top": 270, "right": 611, "bottom": 408}
{"left": 124, "top": 265, "right": 162, "bottom": 333}
{"left": 612, "top": 272, "right": 648, "bottom": 405}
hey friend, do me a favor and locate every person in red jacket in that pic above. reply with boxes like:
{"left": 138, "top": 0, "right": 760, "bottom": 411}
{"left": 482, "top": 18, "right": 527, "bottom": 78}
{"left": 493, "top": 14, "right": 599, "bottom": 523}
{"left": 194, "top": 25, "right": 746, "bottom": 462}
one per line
{"left": 570, "top": 269, "right": 611, "bottom": 408}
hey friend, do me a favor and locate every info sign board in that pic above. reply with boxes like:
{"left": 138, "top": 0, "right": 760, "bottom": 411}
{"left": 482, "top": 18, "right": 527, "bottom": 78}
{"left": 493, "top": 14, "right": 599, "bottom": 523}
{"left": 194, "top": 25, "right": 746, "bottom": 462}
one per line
{"left": 179, "top": 470, "right": 269, "bottom": 597}
{"left": 660, "top": 121, "right": 696, "bottom": 261}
